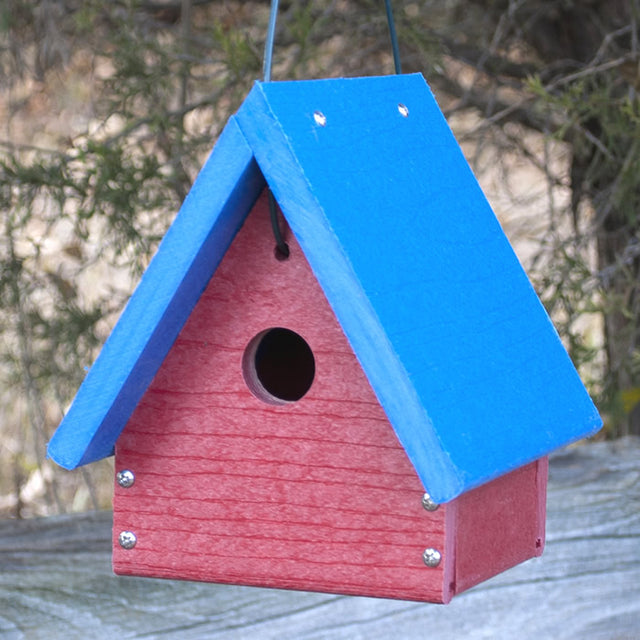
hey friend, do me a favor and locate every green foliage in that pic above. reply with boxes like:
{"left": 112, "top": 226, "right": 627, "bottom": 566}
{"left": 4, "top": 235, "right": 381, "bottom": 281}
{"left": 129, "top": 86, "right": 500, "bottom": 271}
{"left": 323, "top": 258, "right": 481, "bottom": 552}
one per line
{"left": 2, "top": 0, "right": 639, "bottom": 517}
{"left": 0, "top": 0, "right": 264, "bottom": 516}
{"left": 211, "top": 21, "right": 261, "bottom": 80}
{"left": 527, "top": 55, "right": 640, "bottom": 431}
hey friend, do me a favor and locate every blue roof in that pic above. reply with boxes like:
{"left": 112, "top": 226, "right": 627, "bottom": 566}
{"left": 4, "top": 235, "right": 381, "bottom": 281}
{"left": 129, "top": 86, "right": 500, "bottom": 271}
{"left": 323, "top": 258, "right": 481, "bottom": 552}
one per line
{"left": 48, "top": 74, "right": 601, "bottom": 502}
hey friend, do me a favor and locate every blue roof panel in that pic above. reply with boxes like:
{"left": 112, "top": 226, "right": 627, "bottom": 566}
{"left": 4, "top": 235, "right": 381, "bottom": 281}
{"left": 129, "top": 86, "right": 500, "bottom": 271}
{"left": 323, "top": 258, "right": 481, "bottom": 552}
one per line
{"left": 47, "top": 120, "right": 265, "bottom": 469}
{"left": 235, "top": 75, "right": 601, "bottom": 500}
{"left": 48, "top": 74, "right": 601, "bottom": 501}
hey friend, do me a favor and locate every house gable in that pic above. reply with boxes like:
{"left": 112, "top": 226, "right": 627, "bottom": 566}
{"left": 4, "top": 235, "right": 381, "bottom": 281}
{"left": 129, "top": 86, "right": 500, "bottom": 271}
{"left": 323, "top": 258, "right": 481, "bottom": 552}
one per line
{"left": 112, "top": 191, "right": 546, "bottom": 602}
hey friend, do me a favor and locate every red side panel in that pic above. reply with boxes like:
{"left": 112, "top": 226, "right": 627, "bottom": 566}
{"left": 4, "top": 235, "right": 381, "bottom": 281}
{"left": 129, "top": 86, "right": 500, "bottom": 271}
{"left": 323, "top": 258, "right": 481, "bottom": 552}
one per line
{"left": 453, "top": 457, "right": 548, "bottom": 595}
{"left": 113, "top": 191, "right": 454, "bottom": 603}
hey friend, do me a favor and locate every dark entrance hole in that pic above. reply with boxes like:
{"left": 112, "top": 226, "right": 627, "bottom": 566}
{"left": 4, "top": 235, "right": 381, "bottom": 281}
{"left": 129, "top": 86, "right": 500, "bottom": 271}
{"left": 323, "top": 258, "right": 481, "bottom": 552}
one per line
{"left": 243, "top": 328, "right": 315, "bottom": 404}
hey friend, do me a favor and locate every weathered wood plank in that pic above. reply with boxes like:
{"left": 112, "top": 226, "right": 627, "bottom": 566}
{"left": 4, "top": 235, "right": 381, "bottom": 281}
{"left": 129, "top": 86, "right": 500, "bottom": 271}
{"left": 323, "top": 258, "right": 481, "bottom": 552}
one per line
{"left": 1, "top": 437, "right": 639, "bottom": 639}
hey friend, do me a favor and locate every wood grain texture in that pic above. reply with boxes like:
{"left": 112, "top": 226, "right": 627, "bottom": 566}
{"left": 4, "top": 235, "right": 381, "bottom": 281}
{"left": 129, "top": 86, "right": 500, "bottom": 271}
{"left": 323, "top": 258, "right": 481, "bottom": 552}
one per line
{"left": 1, "top": 437, "right": 638, "bottom": 639}
{"left": 113, "top": 191, "right": 544, "bottom": 603}
{"left": 236, "top": 75, "right": 601, "bottom": 501}
{"left": 454, "top": 455, "right": 547, "bottom": 593}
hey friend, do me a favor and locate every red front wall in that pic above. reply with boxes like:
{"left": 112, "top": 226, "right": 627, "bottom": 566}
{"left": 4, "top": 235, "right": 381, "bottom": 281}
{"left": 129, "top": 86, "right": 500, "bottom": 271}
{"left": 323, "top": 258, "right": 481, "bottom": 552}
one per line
{"left": 113, "top": 191, "right": 545, "bottom": 603}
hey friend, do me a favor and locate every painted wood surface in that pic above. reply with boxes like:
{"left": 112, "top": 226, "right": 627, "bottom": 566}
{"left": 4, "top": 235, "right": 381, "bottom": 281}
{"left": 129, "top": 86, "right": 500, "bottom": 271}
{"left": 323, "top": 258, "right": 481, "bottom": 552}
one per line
{"left": 47, "top": 119, "right": 265, "bottom": 469}
{"left": 453, "top": 455, "right": 547, "bottom": 594}
{"left": 236, "top": 75, "right": 602, "bottom": 501}
{"left": 113, "top": 191, "right": 545, "bottom": 603}
{"left": 48, "top": 73, "right": 600, "bottom": 505}
{"left": 2, "top": 437, "right": 638, "bottom": 639}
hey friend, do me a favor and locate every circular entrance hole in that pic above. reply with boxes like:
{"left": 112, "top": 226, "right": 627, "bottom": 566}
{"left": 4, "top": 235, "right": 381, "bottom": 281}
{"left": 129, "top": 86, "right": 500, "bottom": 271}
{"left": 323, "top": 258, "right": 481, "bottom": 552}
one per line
{"left": 243, "top": 328, "right": 315, "bottom": 404}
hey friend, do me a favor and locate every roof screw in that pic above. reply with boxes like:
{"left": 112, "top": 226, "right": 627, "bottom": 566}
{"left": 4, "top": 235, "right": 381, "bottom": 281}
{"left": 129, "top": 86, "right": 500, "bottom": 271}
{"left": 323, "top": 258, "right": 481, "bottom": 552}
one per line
{"left": 423, "top": 547, "right": 442, "bottom": 568}
{"left": 398, "top": 103, "right": 409, "bottom": 117}
{"left": 116, "top": 469, "right": 135, "bottom": 488}
{"left": 313, "top": 111, "right": 327, "bottom": 126}
{"left": 421, "top": 492, "right": 440, "bottom": 511}
{"left": 118, "top": 531, "right": 137, "bottom": 550}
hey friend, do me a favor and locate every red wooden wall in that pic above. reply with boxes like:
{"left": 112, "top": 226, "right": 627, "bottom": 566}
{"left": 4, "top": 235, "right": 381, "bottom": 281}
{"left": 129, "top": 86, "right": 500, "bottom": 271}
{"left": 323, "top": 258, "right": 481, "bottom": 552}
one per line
{"left": 113, "top": 190, "right": 545, "bottom": 603}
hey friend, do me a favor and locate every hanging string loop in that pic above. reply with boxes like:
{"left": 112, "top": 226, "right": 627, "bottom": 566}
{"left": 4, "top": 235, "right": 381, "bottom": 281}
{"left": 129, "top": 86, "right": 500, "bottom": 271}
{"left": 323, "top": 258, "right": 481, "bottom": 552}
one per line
{"left": 263, "top": 0, "right": 280, "bottom": 83}
{"left": 263, "top": 0, "right": 402, "bottom": 81}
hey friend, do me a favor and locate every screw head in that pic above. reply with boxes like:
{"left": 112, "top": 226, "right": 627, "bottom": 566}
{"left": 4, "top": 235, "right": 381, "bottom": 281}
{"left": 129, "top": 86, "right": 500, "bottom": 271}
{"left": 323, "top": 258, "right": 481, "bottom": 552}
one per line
{"left": 313, "top": 110, "right": 327, "bottom": 126}
{"left": 423, "top": 547, "right": 442, "bottom": 568}
{"left": 398, "top": 103, "right": 409, "bottom": 117}
{"left": 116, "top": 469, "right": 135, "bottom": 488}
{"left": 421, "top": 492, "right": 440, "bottom": 511}
{"left": 118, "top": 531, "right": 137, "bottom": 550}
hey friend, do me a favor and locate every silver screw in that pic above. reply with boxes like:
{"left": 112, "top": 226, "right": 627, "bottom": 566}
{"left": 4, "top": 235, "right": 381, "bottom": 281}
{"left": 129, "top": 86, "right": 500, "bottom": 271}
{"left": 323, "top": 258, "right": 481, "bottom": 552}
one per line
{"left": 313, "top": 111, "right": 327, "bottom": 126}
{"left": 398, "top": 103, "right": 409, "bottom": 117}
{"left": 421, "top": 492, "right": 439, "bottom": 511}
{"left": 423, "top": 547, "right": 442, "bottom": 568}
{"left": 116, "top": 469, "right": 135, "bottom": 488}
{"left": 118, "top": 531, "right": 137, "bottom": 550}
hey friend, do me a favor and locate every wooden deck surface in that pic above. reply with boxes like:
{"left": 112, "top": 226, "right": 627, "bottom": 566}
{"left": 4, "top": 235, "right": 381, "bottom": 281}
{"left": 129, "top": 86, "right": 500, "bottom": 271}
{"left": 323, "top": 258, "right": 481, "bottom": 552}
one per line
{"left": 1, "top": 437, "right": 639, "bottom": 639}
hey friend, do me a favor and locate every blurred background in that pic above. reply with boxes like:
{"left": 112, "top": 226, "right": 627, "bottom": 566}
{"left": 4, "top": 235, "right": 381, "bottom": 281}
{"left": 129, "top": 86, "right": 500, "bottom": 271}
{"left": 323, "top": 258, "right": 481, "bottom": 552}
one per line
{"left": 1, "top": 0, "right": 638, "bottom": 518}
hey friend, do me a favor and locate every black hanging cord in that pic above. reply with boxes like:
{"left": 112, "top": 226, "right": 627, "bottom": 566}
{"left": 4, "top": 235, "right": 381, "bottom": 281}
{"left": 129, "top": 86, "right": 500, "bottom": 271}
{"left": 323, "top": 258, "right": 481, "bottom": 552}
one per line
{"left": 262, "top": 0, "right": 402, "bottom": 258}
{"left": 268, "top": 188, "right": 290, "bottom": 259}
{"left": 263, "top": 0, "right": 290, "bottom": 259}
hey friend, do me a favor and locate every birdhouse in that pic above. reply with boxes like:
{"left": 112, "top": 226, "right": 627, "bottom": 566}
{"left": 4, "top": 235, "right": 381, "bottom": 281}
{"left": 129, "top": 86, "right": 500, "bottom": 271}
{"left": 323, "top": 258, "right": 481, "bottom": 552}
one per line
{"left": 48, "top": 74, "right": 601, "bottom": 603}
